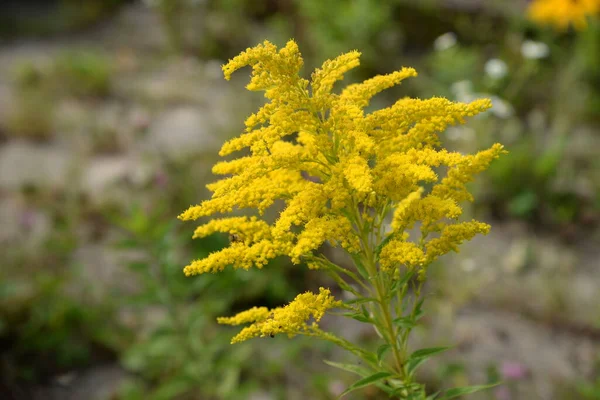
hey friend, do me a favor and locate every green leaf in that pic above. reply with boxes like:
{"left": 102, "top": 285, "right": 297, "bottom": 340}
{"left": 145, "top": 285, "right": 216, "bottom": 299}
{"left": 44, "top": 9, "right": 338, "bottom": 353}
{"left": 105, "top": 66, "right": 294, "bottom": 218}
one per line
{"left": 410, "top": 346, "right": 450, "bottom": 360}
{"left": 406, "top": 347, "right": 451, "bottom": 376}
{"left": 406, "top": 357, "right": 428, "bottom": 376}
{"left": 389, "top": 385, "right": 409, "bottom": 398}
{"left": 340, "top": 372, "right": 393, "bottom": 397}
{"left": 376, "top": 344, "right": 391, "bottom": 363}
{"left": 393, "top": 316, "right": 416, "bottom": 329}
{"left": 413, "top": 297, "right": 426, "bottom": 321}
{"left": 337, "top": 279, "right": 357, "bottom": 294}
{"left": 345, "top": 297, "right": 378, "bottom": 306}
{"left": 441, "top": 383, "right": 499, "bottom": 399}
{"left": 350, "top": 253, "right": 370, "bottom": 280}
{"left": 149, "top": 377, "right": 194, "bottom": 400}
{"left": 426, "top": 391, "right": 441, "bottom": 399}
{"left": 374, "top": 233, "right": 397, "bottom": 261}
{"left": 343, "top": 312, "right": 372, "bottom": 323}
{"left": 323, "top": 360, "right": 370, "bottom": 377}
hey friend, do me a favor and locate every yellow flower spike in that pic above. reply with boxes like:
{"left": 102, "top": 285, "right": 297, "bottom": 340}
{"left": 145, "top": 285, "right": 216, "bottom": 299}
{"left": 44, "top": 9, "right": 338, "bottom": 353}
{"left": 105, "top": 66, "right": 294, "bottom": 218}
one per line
{"left": 340, "top": 67, "right": 418, "bottom": 109}
{"left": 425, "top": 220, "right": 491, "bottom": 263}
{"left": 217, "top": 307, "right": 270, "bottom": 326}
{"left": 218, "top": 288, "right": 341, "bottom": 344}
{"left": 311, "top": 50, "right": 361, "bottom": 103}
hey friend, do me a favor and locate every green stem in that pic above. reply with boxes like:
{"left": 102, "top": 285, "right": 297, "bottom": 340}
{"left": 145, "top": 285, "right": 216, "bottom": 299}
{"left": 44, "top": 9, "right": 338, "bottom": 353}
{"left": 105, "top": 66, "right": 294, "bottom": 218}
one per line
{"left": 354, "top": 206, "right": 406, "bottom": 380}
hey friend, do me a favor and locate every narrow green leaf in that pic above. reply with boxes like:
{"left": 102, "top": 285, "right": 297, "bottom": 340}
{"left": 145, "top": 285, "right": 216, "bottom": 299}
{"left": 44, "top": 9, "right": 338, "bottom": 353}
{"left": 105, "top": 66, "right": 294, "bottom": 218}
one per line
{"left": 343, "top": 312, "right": 372, "bottom": 323}
{"left": 410, "top": 346, "right": 451, "bottom": 360}
{"left": 376, "top": 344, "right": 391, "bottom": 363}
{"left": 323, "top": 360, "right": 369, "bottom": 377}
{"left": 341, "top": 372, "right": 393, "bottom": 397}
{"left": 406, "top": 357, "right": 428, "bottom": 376}
{"left": 426, "top": 391, "right": 441, "bottom": 399}
{"left": 414, "top": 297, "right": 426, "bottom": 320}
{"left": 388, "top": 384, "right": 409, "bottom": 398}
{"left": 398, "top": 269, "right": 416, "bottom": 287}
{"left": 337, "top": 279, "right": 356, "bottom": 294}
{"left": 345, "top": 297, "right": 378, "bottom": 306}
{"left": 441, "top": 383, "right": 499, "bottom": 399}
{"left": 374, "top": 233, "right": 396, "bottom": 261}
{"left": 361, "top": 305, "right": 370, "bottom": 318}
{"left": 393, "top": 316, "right": 417, "bottom": 329}
{"left": 350, "top": 253, "right": 370, "bottom": 280}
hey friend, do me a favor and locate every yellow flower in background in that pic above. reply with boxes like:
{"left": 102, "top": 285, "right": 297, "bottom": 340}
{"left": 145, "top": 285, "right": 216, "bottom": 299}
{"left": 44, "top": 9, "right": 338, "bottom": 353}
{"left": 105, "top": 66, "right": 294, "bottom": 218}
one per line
{"left": 179, "top": 40, "right": 504, "bottom": 342}
{"left": 528, "top": 0, "right": 600, "bottom": 30}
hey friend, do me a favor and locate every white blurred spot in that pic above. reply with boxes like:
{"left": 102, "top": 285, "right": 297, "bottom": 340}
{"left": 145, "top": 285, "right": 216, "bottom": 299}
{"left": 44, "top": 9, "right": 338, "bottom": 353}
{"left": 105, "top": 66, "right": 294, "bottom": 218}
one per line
{"left": 434, "top": 32, "right": 458, "bottom": 51}
{"left": 521, "top": 40, "right": 550, "bottom": 60}
{"left": 485, "top": 58, "right": 508, "bottom": 80}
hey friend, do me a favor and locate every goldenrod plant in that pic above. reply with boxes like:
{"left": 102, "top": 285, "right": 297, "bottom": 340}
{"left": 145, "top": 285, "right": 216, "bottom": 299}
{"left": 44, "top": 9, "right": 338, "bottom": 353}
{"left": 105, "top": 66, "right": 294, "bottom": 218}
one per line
{"left": 179, "top": 40, "right": 505, "bottom": 398}
{"left": 528, "top": 0, "right": 600, "bottom": 31}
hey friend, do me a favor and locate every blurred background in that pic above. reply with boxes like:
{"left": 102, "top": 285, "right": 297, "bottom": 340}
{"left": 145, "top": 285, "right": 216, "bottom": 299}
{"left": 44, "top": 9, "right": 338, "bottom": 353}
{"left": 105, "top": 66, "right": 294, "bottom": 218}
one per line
{"left": 0, "top": 0, "right": 599, "bottom": 399}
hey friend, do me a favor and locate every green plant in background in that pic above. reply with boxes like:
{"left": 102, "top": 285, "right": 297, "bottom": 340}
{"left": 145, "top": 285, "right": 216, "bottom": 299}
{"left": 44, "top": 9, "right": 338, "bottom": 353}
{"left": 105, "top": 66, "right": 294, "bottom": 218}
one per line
{"left": 578, "top": 377, "right": 600, "bottom": 399}
{"left": 295, "top": 0, "right": 400, "bottom": 72}
{"left": 4, "top": 50, "right": 112, "bottom": 141}
{"left": 5, "top": 89, "right": 55, "bottom": 141}
{"left": 0, "top": 0, "right": 127, "bottom": 38}
{"left": 0, "top": 264, "right": 118, "bottom": 384}
{"left": 113, "top": 203, "right": 306, "bottom": 399}
{"left": 178, "top": 40, "right": 504, "bottom": 398}
{"left": 487, "top": 133, "right": 568, "bottom": 223}
{"left": 53, "top": 51, "right": 112, "bottom": 98}
{"left": 143, "top": 0, "right": 187, "bottom": 53}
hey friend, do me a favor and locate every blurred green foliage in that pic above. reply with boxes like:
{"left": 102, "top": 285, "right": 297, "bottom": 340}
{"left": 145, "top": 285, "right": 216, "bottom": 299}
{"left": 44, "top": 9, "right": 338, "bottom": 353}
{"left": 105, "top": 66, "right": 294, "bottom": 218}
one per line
{"left": 53, "top": 51, "right": 112, "bottom": 97}
{"left": 0, "top": 0, "right": 128, "bottom": 38}
{"left": 5, "top": 50, "right": 112, "bottom": 141}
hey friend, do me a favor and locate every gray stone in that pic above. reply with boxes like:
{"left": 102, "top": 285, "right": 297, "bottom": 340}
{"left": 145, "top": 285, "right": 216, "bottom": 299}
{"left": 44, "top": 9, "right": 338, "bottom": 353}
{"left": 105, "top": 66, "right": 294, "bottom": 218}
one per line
{"left": 145, "top": 107, "right": 220, "bottom": 160}
{"left": 69, "top": 243, "right": 140, "bottom": 303}
{"left": 81, "top": 156, "right": 130, "bottom": 206}
{"left": 420, "top": 306, "right": 599, "bottom": 399}
{"left": 0, "top": 141, "right": 71, "bottom": 191}
{"left": 0, "top": 196, "right": 51, "bottom": 246}
{"left": 33, "top": 364, "right": 129, "bottom": 400}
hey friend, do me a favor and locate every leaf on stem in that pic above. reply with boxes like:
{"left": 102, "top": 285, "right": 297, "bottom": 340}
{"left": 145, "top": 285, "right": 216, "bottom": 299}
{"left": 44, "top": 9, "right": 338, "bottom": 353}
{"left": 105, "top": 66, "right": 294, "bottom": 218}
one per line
{"left": 340, "top": 372, "right": 394, "bottom": 398}
{"left": 343, "top": 311, "right": 372, "bottom": 323}
{"left": 392, "top": 316, "right": 417, "bottom": 329}
{"left": 323, "top": 360, "right": 370, "bottom": 377}
{"left": 349, "top": 253, "right": 370, "bottom": 280}
{"left": 406, "top": 347, "right": 451, "bottom": 376}
{"left": 376, "top": 344, "right": 391, "bottom": 364}
{"left": 344, "top": 297, "right": 378, "bottom": 306}
{"left": 440, "top": 383, "right": 500, "bottom": 399}
{"left": 374, "top": 232, "right": 397, "bottom": 262}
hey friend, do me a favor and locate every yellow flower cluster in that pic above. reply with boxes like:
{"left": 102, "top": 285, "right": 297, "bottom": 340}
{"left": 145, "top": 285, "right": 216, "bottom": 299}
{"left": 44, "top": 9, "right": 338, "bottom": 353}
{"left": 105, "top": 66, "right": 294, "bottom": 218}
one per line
{"left": 179, "top": 40, "right": 504, "bottom": 339}
{"left": 217, "top": 288, "right": 341, "bottom": 343}
{"left": 528, "top": 0, "right": 600, "bottom": 30}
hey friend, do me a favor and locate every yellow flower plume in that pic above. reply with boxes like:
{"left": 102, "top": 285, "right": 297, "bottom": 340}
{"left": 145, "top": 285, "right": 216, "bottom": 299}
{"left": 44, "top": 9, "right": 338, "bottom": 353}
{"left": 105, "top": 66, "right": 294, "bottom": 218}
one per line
{"left": 179, "top": 40, "right": 505, "bottom": 342}
{"left": 217, "top": 288, "right": 341, "bottom": 343}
